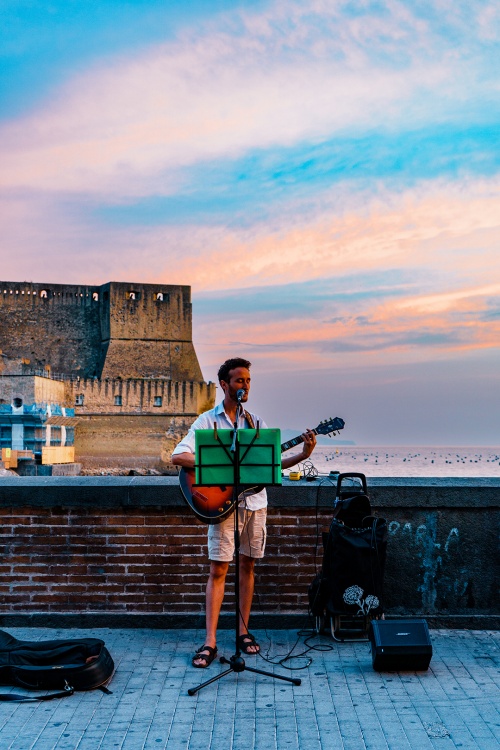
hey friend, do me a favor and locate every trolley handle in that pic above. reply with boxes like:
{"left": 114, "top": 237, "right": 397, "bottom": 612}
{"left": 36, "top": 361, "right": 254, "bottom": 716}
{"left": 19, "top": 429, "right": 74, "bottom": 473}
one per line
{"left": 335, "top": 472, "right": 368, "bottom": 496}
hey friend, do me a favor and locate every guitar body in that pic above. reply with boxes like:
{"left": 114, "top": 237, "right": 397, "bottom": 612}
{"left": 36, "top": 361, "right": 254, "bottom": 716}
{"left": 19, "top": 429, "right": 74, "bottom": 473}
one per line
{"left": 179, "top": 468, "right": 259, "bottom": 525}
{"left": 178, "top": 416, "right": 345, "bottom": 524}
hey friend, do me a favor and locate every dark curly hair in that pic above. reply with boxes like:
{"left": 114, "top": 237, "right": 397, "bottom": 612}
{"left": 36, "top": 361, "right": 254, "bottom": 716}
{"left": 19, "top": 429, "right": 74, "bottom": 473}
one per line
{"left": 217, "top": 358, "right": 251, "bottom": 384}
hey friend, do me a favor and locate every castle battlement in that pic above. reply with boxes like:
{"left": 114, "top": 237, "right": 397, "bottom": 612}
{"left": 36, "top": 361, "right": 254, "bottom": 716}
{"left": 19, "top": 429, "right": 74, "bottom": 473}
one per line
{"left": 70, "top": 377, "right": 213, "bottom": 416}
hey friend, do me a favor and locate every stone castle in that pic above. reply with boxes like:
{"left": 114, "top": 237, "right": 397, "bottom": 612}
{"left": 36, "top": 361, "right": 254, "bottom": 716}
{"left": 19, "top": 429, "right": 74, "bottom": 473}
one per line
{"left": 0, "top": 280, "right": 215, "bottom": 470}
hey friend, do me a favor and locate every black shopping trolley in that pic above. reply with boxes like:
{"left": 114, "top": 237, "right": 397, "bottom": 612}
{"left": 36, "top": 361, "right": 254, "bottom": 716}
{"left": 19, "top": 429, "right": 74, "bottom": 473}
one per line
{"left": 309, "top": 473, "right": 387, "bottom": 641}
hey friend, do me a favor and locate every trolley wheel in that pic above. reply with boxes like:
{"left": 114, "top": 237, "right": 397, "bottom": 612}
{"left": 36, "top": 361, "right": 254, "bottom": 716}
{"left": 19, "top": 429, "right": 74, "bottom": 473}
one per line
{"left": 330, "top": 614, "right": 371, "bottom": 642}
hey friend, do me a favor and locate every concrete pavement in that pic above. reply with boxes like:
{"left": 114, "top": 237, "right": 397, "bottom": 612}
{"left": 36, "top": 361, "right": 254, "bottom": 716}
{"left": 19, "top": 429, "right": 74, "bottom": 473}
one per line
{"left": 0, "top": 627, "right": 498, "bottom": 749}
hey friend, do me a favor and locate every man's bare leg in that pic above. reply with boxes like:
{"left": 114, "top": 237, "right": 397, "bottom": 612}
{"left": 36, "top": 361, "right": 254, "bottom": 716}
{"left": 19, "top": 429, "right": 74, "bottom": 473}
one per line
{"left": 238, "top": 554, "right": 259, "bottom": 653}
{"left": 193, "top": 560, "right": 228, "bottom": 667}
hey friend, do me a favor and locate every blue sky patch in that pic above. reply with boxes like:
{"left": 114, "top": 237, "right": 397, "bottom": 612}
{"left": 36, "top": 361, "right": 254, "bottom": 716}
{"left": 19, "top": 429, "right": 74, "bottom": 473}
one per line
{"left": 92, "top": 123, "right": 500, "bottom": 228}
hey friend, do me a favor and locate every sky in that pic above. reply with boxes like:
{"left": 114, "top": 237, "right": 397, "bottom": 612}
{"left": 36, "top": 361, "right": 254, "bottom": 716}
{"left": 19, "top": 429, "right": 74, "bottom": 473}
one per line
{"left": 1, "top": 0, "right": 499, "bottom": 444}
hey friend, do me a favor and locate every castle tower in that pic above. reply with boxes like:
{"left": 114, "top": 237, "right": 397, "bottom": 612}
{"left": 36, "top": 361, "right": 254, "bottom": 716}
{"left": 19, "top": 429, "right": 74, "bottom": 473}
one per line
{"left": 0, "top": 280, "right": 215, "bottom": 472}
{"left": 0, "top": 280, "right": 203, "bottom": 381}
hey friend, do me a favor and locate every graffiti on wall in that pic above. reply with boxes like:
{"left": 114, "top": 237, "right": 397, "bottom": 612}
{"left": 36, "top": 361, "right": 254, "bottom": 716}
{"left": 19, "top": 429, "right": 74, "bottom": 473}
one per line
{"left": 387, "top": 516, "right": 469, "bottom": 611}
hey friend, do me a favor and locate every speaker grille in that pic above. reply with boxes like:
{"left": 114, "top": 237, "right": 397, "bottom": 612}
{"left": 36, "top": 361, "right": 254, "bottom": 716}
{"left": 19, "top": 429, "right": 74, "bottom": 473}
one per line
{"left": 373, "top": 620, "right": 431, "bottom": 647}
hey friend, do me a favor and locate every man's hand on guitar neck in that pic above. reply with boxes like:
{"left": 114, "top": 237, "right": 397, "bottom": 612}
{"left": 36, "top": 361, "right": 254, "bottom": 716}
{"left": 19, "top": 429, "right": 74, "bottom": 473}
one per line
{"left": 281, "top": 429, "right": 317, "bottom": 470}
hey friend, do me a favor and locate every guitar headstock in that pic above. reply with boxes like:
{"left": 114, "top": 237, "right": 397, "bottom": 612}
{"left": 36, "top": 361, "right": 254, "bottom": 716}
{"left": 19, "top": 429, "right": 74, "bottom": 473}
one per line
{"left": 315, "top": 417, "right": 345, "bottom": 436}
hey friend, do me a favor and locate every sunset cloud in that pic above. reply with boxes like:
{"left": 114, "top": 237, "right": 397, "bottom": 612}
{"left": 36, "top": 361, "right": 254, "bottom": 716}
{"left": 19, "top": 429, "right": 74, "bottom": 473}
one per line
{"left": 1, "top": 0, "right": 499, "bottom": 442}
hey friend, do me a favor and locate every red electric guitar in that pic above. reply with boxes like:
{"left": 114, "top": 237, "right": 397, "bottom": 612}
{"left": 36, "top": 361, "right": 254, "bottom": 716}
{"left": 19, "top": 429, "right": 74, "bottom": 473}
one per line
{"left": 179, "top": 416, "right": 345, "bottom": 524}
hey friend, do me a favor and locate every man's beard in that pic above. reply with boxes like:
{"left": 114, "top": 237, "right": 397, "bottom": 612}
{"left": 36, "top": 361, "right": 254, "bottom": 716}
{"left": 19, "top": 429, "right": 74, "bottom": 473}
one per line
{"left": 229, "top": 387, "right": 248, "bottom": 402}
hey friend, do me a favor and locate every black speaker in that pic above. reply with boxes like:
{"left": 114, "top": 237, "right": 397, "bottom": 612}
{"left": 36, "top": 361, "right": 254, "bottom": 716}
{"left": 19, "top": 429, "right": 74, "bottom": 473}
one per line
{"left": 369, "top": 619, "right": 432, "bottom": 671}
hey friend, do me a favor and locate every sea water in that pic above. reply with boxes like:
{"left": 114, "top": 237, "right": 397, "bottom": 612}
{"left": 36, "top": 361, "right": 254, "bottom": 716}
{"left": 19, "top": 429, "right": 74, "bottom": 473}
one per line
{"left": 297, "top": 446, "right": 500, "bottom": 477}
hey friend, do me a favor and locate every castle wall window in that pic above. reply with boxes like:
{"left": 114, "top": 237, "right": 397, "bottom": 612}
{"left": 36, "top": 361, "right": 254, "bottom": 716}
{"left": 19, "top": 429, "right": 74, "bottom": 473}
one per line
{"left": 154, "top": 396, "right": 162, "bottom": 407}
{"left": 127, "top": 291, "right": 140, "bottom": 300}
{"left": 40, "top": 290, "right": 48, "bottom": 298}
{"left": 75, "top": 394, "right": 84, "bottom": 406}
{"left": 114, "top": 395, "right": 122, "bottom": 406}
{"left": 92, "top": 292, "right": 99, "bottom": 301}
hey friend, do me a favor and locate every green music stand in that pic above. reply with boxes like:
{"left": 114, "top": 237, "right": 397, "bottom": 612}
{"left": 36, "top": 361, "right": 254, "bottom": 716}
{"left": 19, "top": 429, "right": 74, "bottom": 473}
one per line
{"left": 195, "top": 426, "right": 282, "bottom": 488}
{"left": 188, "top": 420, "right": 300, "bottom": 696}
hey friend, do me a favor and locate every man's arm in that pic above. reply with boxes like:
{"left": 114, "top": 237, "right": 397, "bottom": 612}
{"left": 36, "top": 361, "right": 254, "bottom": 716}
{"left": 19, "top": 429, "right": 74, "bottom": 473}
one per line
{"left": 171, "top": 414, "right": 208, "bottom": 467}
{"left": 171, "top": 451, "right": 195, "bottom": 468}
{"left": 281, "top": 429, "right": 317, "bottom": 470}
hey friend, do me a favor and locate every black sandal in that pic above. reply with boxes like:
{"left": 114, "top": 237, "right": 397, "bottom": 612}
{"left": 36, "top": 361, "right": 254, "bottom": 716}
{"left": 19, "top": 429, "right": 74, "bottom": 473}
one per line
{"left": 192, "top": 645, "right": 218, "bottom": 668}
{"left": 238, "top": 633, "right": 260, "bottom": 654}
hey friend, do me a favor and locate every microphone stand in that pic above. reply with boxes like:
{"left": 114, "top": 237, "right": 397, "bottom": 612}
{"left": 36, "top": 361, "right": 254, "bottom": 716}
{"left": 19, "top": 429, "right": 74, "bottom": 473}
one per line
{"left": 188, "top": 395, "right": 301, "bottom": 696}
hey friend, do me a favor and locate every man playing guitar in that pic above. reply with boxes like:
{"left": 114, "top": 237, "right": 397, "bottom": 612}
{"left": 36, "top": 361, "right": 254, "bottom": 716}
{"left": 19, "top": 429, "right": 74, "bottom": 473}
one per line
{"left": 172, "top": 357, "right": 317, "bottom": 668}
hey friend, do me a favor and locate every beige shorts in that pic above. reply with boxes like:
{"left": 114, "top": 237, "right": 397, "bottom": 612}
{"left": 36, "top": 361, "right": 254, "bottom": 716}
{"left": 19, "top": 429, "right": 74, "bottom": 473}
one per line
{"left": 207, "top": 506, "right": 267, "bottom": 562}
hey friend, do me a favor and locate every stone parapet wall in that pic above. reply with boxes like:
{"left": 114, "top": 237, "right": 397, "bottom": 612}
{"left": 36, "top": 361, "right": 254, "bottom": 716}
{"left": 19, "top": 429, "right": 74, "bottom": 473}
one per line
{"left": 0, "top": 477, "right": 498, "bottom": 628}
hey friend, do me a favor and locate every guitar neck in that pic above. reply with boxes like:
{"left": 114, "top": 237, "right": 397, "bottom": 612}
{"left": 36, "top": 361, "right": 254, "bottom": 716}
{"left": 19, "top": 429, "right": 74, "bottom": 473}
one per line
{"left": 281, "top": 428, "right": 318, "bottom": 454}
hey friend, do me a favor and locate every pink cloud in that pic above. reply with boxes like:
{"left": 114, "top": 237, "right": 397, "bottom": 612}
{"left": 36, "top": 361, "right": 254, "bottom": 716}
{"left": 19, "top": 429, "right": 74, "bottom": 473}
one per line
{"left": 154, "top": 178, "right": 500, "bottom": 292}
{"left": 2, "top": 176, "right": 498, "bottom": 293}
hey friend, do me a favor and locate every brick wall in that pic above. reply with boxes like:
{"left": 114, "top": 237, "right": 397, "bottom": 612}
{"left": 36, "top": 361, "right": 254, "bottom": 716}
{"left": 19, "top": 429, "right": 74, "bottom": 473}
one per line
{"left": 0, "top": 477, "right": 498, "bottom": 627}
{"left": 0, "top": 505, "right": 330, "bottom": 615}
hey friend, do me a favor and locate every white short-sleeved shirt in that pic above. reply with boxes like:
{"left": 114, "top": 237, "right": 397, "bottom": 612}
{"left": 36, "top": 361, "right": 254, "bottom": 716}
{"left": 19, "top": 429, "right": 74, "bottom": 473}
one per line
{"left": 172, "top": 401, "right": 268, "bottom": 511}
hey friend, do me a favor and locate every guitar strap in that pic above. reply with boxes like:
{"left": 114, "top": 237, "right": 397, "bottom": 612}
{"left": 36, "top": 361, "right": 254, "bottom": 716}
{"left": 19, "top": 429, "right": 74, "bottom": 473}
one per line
{"left": 243, "top": 410, "right": 256, "bottom": 430}
{"left": 240, "top": 410, "right": 263, "bottom": 499}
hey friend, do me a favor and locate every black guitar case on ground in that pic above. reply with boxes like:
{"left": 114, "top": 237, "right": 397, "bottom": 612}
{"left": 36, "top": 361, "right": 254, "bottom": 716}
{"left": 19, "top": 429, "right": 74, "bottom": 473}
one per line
{"left": 0, "top": 630, "right": 114, "bottom": 701}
